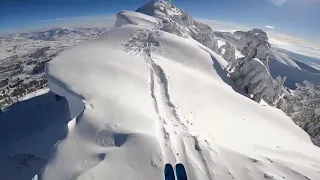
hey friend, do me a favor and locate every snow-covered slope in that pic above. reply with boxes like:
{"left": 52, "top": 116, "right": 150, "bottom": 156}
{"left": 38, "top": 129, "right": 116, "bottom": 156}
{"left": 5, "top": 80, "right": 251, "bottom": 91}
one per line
{"left": 273, "top": 46, "right": 320, "bottom": 71}
{"left": 40, "top": 3, "right": 320, "bottom": 179}
{"left": 269, "top": 58, "right": 320, "bottom": 89}
{"left": 116, "top": 11, "right": 162, "bottom": 28}
{"left": 292, "top": 59, "right": 320, "bottom": 74}
{"left": 0, "top": 92, "right": 70, "bottom": 180}
{"left": 271, "top": 49, "right": 301, "bottom": 69}
{"left": 270, "top": 38, "right": 320, "bottom": 60}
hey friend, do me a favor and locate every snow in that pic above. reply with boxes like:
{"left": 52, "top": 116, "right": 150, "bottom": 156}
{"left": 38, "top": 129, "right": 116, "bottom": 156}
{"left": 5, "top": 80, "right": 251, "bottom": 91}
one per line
{"left": 235, "top": 50, "right": 244, "bottom": 59}
{"left": 0, "top": 52, "right": 14, "bottom": 60}
{"left": 291, "top": 58, "right": 320, "bottom": 74}
{"left": 115, "top": 11, "right": 162, "bottom": 28}
{"left": 269, "top": 58, "right": 320, "bottom": 89}
{"left": 41, "top": 20, "right": 320, "bottom": 180}
{"left": 136, "top": 0, "right": 184, "bottom": 19}
{"left": 19, "top": 88, "right": 50, "bottom": 101}
{"left": 268, "top": 40, "right": 320, "bottom": 87}
{"left": 217, "top": 39, "right": 226, "bottom": 48}
{"left": 0, "top": 27, "right": 109, "bottom": 109}
{"left": 0, "top": 92, "right": 70, "bottom": 180}
{"left": 316, "top": 108, "right": 320, "bottom": 116}
{"left": 311, "top": 63, "right": 320, "bottom": 71}
{"left": 2, "top": 1, "right": 320, "bottom": 179}
{"left": 216, "top": 38, "right": 244, "bottom": 59}
{"left": 271, "top": 49, "right": 301, "bottom": 69}
{"left": 186, "top": 36, "right": 229, "bottom": 68}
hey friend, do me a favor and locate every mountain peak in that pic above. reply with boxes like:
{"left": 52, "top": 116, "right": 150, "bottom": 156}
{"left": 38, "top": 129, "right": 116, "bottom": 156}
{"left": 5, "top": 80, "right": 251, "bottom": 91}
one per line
{"left": 136, "top": 0, "right": 187, "bottom": 21}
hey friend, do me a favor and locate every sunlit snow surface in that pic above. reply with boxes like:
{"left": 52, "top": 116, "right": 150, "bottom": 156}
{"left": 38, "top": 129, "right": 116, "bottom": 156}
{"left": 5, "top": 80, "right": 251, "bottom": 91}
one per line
{"left": 43, "top": 21, "right": 320, "bottom": 180}
{"left": 1, "top": 1, "right": 320, "bottom": 179}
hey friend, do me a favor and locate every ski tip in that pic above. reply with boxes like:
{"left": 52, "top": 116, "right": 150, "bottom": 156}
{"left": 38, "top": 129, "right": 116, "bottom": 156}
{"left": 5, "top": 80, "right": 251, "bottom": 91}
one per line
{"left": 164, "top": 164, "right": 175, "bottom": 180}
{"left": 175, "top": 163, "right": 187, "bottom": 180}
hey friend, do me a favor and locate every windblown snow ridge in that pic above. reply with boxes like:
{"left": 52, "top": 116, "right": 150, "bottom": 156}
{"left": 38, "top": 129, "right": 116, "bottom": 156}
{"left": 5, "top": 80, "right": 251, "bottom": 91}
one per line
{"left": 38, "top": 1, "right": 320, "bottom": 180}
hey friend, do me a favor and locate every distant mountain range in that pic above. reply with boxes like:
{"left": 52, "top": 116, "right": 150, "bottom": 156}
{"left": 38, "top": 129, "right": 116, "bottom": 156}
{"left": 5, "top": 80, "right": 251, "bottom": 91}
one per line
{"left": 0, "top": 27, "right": 108, "bottom": 41}
{"left": 0, "top": 27, "right": 109, "bottom": 108}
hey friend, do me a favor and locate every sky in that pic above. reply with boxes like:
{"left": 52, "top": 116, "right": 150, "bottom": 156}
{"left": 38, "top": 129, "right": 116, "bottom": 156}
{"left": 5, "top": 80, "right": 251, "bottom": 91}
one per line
{"left": 0, "top": 0, "right": 319, "bottom": 46}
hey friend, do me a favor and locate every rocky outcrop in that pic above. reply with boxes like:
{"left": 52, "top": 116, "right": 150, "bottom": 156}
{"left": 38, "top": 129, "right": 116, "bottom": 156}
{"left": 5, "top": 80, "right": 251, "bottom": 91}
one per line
{"left": 136, "top": 0, "right": 213, "bottom": 39}
{"left": 233, "top": 29, "right": 271, "bottom": 68}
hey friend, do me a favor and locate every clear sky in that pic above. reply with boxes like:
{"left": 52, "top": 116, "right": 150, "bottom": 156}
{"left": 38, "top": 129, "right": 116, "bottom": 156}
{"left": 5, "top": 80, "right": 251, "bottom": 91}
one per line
{"left": 0, "top": 0, "right": 319, "bottom": 43}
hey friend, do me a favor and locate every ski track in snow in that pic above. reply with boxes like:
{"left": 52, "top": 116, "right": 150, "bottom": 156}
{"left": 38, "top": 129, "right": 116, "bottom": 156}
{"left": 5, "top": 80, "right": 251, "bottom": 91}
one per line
{"left": 123, "top": 28, "right": 214, "bottom": 179}
{"left": 147, "top": 47, "right": 217, "bottom": 180}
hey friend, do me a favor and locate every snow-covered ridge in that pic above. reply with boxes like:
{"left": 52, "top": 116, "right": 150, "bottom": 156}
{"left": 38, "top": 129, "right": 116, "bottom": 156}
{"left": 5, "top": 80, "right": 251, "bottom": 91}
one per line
{"left": 36, "top": 1, "right": 320, "bottom": 180}
{"left": 136, "top": 0, "right": 212, "bottom": 38}
{"left": 116, "top": 11, "right": 162, "bottom": 28}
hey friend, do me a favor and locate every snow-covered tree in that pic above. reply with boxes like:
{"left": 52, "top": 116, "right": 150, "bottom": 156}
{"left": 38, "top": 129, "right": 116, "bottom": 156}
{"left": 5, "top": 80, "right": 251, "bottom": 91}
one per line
{"left": 161, "top": 20, "right": 185, "bottom": 37}
{"left": 194, "top": 32, "right": 214, "bottom": 48}
{"left": 226, "top": 29, "right": 283, "bottom": 104}
{"left": 260, "top": 76, "right": 287, "bottom": 105}
{"left": 230, "top": 58, "right": 272, "bottom": 102}
{"left": 122, "top": 28, "right": 161, "bottom": 56}
{"left": 256, "top": 42, "right": 271, "bottom": 69}
{"left": 235, "top": 29, "right": 271, "bottom": 67}
{"left": 279, "top": 81, "right": 320, "bottom": 142}
{"left": 229, "top": 58, "right": 287, "bottom": 104}
{"left": 192, "top": 22, "right": 218, "bottom": 51}
{"left": 218, "top": 42, "right": 236, "bottom": 62}
{"left": 212, "top": 39, "right": 219, "bottom": 53}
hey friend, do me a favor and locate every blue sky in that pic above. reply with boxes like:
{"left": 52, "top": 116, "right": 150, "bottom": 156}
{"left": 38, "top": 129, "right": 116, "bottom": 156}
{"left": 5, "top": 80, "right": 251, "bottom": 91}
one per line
{"left": 0, "top": 0, "right": 319, "bottom": 43}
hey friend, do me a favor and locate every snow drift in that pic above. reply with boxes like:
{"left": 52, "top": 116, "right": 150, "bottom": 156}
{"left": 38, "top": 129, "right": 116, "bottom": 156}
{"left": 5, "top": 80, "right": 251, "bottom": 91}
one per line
{"left": 31, "top": 1, "right": 320, "bottom": 180}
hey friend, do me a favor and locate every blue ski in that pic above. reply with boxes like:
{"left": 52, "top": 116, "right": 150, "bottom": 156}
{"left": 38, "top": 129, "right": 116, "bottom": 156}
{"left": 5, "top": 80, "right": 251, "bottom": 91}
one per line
{"left": 175, "top": 163, "right": 188, "bottom": 180}
{"left": 164, "top": 164, "right": 175, "bottom": 180}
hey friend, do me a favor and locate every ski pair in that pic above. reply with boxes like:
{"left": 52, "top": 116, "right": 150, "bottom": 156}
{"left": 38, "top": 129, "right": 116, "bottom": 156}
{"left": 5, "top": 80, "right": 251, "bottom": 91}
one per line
{"left": 164, "top": 163, "right": 188, "bottom": 180}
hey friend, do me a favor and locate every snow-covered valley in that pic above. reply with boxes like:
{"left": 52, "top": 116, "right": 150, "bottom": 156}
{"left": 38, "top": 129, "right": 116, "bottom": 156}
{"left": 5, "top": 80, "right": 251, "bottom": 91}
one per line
{"left": 0, "top": 27, "right": 109, "bottom": 108}
{"left": 1, "top": 1, "right": 320, "bottom": 180}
